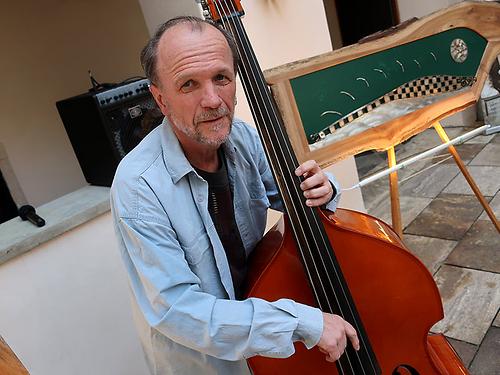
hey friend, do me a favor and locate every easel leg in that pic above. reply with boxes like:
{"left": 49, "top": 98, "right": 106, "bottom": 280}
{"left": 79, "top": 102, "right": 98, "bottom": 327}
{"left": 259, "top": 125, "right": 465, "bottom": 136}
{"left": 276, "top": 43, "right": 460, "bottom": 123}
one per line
{"left": 387, "top": 146, "right": 403, "bottom": 237}
{"left": 433, "top": 121, "right": 500, "bottom": 232}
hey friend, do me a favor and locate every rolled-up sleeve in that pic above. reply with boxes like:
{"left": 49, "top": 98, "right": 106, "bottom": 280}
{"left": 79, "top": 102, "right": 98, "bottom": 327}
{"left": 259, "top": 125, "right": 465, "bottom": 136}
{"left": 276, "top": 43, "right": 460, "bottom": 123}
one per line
{"left": 116, "top": 216, "right": 323, "bottom": 361}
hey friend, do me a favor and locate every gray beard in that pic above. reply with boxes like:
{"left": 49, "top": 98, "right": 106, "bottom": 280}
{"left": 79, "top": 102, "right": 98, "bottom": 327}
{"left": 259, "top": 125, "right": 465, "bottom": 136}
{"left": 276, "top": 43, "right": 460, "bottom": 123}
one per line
{"left": 168, "top": 106, "right": 233, "bottom": 147}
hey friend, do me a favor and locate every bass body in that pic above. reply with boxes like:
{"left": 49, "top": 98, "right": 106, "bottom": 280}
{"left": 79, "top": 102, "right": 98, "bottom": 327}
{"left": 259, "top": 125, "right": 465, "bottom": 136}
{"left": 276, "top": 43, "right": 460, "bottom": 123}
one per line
{"left": 246, "top": 208, "right": 466, "bottom": 374}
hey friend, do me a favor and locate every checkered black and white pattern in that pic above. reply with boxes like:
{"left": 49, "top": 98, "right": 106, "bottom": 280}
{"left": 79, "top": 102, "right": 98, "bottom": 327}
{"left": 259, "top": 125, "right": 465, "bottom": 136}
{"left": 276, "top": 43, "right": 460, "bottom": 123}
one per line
{"left": 311, "top": 75, "right": 475, "bottom": 143}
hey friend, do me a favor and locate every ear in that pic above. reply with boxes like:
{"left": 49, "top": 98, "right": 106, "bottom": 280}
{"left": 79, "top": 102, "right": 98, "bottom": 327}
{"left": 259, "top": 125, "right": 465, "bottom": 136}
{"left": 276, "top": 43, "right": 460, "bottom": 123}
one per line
{"left": 149, "top": 84, "right": 169, "bottom": 116}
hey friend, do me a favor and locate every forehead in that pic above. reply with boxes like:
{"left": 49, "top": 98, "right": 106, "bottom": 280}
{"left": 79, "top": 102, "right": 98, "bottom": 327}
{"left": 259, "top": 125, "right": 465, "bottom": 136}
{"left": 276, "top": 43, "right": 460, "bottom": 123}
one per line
{"left": 156, "top": 22, "right": 233, "bottom": 83}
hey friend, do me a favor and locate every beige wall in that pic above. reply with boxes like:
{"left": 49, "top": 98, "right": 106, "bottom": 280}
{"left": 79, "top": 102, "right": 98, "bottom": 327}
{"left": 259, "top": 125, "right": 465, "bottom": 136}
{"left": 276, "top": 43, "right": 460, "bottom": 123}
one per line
{"left": 0, "top": 0, "right": 150, "bottom": 207}
{"left": 0, "top": 212, "right": 149, "bottom": 375}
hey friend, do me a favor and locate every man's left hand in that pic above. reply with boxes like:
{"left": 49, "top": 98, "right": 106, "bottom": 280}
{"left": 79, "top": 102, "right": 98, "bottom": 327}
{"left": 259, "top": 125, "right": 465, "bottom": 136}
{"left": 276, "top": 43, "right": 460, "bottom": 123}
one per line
{"left": 295, "top": 160, "right": 333, "bottom": 208}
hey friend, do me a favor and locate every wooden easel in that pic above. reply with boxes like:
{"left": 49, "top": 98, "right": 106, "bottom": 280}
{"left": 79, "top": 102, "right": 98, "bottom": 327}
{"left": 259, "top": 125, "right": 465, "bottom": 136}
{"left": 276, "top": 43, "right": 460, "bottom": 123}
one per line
{"left": 387, "top": 121, "right": 500, "bottom": 237}
{"left": 262, "top": 2, "right": 500, "bottom": 237}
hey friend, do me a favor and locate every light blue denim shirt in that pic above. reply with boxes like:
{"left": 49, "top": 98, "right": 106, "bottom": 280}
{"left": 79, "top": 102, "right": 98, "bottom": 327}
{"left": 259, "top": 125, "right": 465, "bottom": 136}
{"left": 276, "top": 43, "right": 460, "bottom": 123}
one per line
{"left": 110, "top": 117, "right": 341, "bottom": 374}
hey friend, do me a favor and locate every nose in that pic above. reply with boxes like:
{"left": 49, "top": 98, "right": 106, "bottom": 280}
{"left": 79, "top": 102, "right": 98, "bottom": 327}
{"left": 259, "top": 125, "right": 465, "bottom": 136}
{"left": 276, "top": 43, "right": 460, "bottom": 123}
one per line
{"left": 200, "top": 83, "right": 223, "bottom": 109}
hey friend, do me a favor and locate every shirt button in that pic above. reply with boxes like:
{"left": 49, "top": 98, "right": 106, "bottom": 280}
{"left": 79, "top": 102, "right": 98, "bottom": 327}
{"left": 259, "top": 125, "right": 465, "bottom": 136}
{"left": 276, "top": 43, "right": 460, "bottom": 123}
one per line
{"left": 197, "top": 195, "right": 204, "bottom": 203}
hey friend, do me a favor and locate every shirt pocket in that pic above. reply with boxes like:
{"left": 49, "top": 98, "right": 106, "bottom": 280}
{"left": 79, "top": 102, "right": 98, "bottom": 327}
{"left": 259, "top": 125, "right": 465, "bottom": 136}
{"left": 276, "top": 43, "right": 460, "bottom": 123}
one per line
{"left": 182, "top": 231, "right": 212, "bottom": 265}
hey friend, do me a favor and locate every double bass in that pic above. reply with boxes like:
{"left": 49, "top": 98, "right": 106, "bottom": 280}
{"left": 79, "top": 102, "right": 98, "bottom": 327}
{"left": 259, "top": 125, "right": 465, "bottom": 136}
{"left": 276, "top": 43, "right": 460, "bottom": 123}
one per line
{"left": 201, "top": 1, "right": 469, "bottom": 374}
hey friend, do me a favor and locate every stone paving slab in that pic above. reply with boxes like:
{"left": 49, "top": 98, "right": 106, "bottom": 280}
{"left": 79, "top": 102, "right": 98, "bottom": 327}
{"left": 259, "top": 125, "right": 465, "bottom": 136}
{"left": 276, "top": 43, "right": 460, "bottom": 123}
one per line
{"left": 432, "top": 126, "right": 469, "bottom": 141}
{"left": 463, "top": 127, "right": 497, "bottom": 144}
{"left": 494, "top": 311, "right": 500, "bottom": 328}
{"left": 359, "top": 176, "right": 390, "bottom": 214}
{"left": 369, "top": 195, "right": 432, "bottom": 230}
{"left": 445, "top": 220, "right": 500, "bottom": 273}
{"left": 437, "top": 143, "right": 486, "bottom": 165}
{"left": 446, "top": 337, "right": 477, "bottom": 368}
{"left": 405, "top": 194, "right": 484, "bottom": 241}
{"left": 479, "top": 191, "right": 500, "bottom": 221}
{"left": 469, "top": 327, "right": 500, "bottom": 375}
{"left": 432, "top": 265, "right": 500, "bottom": 345}
{"left": 354, "top": 151, "right": 388, "bottom": 179}
{"left": 403, "top": 234, "right": 457, "bottom": 275}
{"left": 469, "top": 143, "right": 500, "bottom": 166}
{"left": 443, "top": 166, "right": 500, "bottom": 196}
{"left": 399, "top": 164, "right": 460, "bottom": 199}
{"left": 395, "top": 128, "right": 448, "bottom": 160}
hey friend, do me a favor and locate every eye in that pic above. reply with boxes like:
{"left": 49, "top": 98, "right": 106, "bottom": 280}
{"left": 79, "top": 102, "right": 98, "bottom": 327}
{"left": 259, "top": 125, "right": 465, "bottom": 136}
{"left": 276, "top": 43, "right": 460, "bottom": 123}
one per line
{"left": 214, "top": 74, "right": 230, "bottom": 85}
{"left": 180, "top": 80, "right": 195, "bottom": 92}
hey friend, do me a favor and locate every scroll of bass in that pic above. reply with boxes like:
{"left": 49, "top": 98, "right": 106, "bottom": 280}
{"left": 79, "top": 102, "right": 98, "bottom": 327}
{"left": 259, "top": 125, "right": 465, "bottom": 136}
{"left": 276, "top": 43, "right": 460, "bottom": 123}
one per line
{"left": 201, "top": 0, "right": 469, "bottom": 374}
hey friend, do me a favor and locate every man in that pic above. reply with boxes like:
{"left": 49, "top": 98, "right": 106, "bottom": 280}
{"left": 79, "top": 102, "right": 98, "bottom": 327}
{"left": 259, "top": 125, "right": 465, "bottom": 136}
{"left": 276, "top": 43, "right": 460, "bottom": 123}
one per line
{"left": 110, "top": 16, "right": 359, "bottom": 375}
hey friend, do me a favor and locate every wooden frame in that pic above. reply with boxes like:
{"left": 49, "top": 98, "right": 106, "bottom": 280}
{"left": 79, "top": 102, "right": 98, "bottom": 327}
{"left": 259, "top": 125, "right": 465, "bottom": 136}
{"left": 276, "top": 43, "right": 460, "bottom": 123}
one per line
{"left": 264, "top": 1, "right": 500, "bottom": 168}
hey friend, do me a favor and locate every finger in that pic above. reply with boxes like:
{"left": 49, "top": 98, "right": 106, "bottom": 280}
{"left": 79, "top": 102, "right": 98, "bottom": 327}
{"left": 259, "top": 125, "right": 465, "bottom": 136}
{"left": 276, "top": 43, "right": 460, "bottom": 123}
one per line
{"left": 295, "top": 160, "right": 320, "bottom": 177}
{"left": 344, "top": 321, "right": 360, "bottom": 351}
{"left": 326, "top": 348, "right": 342, "bottom": 363}
{"left": 304, "top": 186, "right": 333, "bottom": 207}
{"left": 326, "top": 354, "right": 336, "bottom": 363}
{"left": 305, "top": 196, "right": 329, "bottom": 208}
{"left": 337, "top": 333, "right": 347, "bottom": 355}
{"left": 299, "top": 172, "right": 324, "bottom": 191}
{"left": 303, "top": 184, "right": 331, "bottom": 199}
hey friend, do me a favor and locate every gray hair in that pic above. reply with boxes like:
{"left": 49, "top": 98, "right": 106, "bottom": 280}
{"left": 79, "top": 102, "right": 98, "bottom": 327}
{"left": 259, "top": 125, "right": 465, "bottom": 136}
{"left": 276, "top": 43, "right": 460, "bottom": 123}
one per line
{"left": 140, "top": 16, "right": 239, "bottom": 86}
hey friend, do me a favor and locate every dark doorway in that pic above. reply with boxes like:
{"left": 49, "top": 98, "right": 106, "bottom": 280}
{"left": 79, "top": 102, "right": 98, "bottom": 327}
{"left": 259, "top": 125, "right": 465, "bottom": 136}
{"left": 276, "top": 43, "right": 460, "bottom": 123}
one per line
{"left": 0, "top": 170, "right": 18, "bottom": 224}
{"left": 323, "top": 0, "right": 399, "bottom": 47}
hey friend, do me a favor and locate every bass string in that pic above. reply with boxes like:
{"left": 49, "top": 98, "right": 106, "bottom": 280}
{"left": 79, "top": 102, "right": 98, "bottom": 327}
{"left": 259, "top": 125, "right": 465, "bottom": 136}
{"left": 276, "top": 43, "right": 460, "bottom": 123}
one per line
{"left": 212, "top": 1, "right": 374, "bottom": 373}
{"left": 212, "top": 0, "right": 339, "bottom": 319}
{"left": 213, "top": 0, "right": 343, "bottom": 315}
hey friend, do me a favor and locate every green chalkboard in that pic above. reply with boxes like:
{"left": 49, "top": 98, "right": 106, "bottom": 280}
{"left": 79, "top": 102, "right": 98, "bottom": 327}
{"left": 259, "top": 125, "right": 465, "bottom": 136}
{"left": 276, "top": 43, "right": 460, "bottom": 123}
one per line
{"left": 290, "top": 28, "right": 487, "bottom": 143}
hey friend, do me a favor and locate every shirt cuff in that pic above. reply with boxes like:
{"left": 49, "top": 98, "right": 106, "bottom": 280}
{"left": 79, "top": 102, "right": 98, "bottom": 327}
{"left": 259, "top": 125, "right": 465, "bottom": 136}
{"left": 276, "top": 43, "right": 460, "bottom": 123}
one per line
{"left": 292, "top": 302, "right": 323, "bottom": 349}
{"left": 323, "top": 172, "right": 342, "bottom": 212}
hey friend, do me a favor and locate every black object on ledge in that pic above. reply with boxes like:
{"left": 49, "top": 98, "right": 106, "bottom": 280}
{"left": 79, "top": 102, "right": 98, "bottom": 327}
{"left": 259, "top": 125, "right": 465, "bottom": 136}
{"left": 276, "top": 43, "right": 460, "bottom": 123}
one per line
{"left": 19, "top": 205, "right": 45, "bottom": 227}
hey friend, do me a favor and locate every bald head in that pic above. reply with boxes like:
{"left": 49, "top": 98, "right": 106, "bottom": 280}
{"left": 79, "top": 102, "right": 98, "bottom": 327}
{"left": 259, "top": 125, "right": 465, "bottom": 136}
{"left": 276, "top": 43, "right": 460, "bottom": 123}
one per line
{"left": 140, "top": 16, "right": 239, "bottom": 86}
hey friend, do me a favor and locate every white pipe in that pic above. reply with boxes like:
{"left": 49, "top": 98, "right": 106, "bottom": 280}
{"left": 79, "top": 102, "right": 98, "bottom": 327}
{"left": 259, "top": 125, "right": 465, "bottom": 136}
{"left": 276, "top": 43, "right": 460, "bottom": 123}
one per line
{"left": 484, "top": 124, "right": 500, "bottom": 135}
{"left": 343, "top": 124, "right": 491, "bottom": 191}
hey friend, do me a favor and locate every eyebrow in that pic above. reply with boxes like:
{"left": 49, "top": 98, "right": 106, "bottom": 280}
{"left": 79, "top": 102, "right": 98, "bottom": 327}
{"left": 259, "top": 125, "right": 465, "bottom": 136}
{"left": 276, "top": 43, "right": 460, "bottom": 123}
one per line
{"left": 175, "top": 67, "right": 234, "bottom": 86}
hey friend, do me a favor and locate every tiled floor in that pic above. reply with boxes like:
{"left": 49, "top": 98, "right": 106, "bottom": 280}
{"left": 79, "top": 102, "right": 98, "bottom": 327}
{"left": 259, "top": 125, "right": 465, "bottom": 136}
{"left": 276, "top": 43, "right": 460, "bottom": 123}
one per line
{"left": 355, "top": 122, "right": 500, "bottom": 374}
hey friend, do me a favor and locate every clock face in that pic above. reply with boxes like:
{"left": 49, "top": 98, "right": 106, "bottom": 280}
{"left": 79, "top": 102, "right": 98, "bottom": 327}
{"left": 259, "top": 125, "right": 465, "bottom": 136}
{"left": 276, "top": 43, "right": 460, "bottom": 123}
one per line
{"left": 450, "top": 38, "right": 468, "bottom": 63}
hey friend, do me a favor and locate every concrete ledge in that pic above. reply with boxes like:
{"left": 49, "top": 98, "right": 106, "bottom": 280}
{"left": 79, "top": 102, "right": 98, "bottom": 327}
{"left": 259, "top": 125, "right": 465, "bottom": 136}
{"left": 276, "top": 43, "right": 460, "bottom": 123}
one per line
{"left": 0, "top": 186, "right": 110, "bottom": 265}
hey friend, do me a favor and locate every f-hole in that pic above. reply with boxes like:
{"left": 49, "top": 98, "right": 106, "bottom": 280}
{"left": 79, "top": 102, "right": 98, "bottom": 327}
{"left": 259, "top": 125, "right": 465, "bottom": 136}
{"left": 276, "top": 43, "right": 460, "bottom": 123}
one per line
{"left": 393, "top": 364, "right": 420, "bottom": 375}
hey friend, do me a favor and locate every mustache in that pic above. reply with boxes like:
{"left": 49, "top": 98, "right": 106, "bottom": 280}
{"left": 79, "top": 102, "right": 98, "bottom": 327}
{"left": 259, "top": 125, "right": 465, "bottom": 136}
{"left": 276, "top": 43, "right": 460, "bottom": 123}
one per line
{"left": 196, "top": 106, "right": 230, "bottom": 122}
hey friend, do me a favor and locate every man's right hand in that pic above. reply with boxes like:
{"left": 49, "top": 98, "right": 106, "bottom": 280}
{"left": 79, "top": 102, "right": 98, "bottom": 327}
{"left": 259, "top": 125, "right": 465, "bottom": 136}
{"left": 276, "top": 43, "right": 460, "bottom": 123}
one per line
{"left": 316, "top": 313, "right": 360, "bottom": 362}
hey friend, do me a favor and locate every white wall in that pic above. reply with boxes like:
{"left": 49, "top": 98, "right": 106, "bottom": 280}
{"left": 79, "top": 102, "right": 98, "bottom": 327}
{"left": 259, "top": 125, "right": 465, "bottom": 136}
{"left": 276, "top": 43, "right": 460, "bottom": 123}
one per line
{"left": 397, "top": 0, "right": 462, "bottom": 21}
{"left": 137, "top": 0, "right": 202, "bottom": 35}
{"left": 0, "top": 212, "right": 149, "bottom": 375}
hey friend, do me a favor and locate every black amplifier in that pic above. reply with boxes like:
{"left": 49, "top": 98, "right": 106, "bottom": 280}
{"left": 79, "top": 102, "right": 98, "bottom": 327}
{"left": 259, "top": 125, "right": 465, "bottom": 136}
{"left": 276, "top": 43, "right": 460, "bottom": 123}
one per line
{"left": 56, "top": 79, "right": 163, "bottom": 186}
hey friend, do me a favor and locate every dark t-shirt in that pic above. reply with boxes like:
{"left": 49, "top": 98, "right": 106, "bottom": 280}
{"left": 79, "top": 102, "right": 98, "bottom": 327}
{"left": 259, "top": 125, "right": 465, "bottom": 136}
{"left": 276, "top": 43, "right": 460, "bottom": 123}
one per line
{"left": 194, "top": 150, "right": 247, "bottom": 299}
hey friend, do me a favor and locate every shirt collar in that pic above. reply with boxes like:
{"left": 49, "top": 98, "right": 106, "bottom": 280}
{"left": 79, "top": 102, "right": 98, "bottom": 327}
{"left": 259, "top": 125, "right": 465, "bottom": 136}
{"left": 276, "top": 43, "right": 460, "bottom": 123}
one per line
{"left": 160, "top": 117, "right": 238, "bottom": 184}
